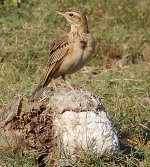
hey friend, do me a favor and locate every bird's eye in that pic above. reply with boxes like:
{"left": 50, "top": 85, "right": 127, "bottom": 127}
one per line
{"left": 69, "top": 13, "right": 74, "bottom": 17}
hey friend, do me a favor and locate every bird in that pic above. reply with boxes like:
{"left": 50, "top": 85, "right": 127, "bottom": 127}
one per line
{"left": 30, "top": 8, "right": 95, "bottom": 102}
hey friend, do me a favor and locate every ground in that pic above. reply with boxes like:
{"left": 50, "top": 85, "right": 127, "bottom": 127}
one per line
{"left": 0, "top": 0, "right": 150, "bottom": 166}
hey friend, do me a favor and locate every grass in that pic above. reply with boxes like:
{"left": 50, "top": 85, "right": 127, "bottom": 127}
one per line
{"left": 0, "top": 0, "right": 150, "bottom": 166}
{"left": 0, "top": 152, "right": 36, "bottom": 167}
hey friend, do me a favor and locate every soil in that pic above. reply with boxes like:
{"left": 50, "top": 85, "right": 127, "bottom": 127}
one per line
{"left": 0, "top": 95, "right": 55, "bottom": 165}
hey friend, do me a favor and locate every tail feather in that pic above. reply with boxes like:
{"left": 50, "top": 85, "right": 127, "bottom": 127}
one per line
{"left": 30, "top": 66, "right": 53, "bottom": 102}
{"left": 30, "top": 83, "right": 46, "bottom": 102}
{"left": 30, "top": 58, "right": 63, "bottom": 102}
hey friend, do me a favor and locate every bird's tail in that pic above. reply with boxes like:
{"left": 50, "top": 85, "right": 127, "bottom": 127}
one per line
{"left": 30, "top": 60, "right": 62, "bottom": 102}
{"left": 30, "top": 65, "right": 54, "bottom": 102}
{"left": 30, "top": 83, "right": 46, "bottom": 102}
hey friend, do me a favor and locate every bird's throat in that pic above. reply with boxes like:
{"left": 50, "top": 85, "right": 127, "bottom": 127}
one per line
{"left": 70, "top": 24, "right": 88, "bottom": 35}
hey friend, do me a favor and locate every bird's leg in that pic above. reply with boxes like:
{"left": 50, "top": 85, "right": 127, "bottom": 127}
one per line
{"left": 62, "top": 76, "right": 74, "bottom": 91}
{"left": 51, "top": 78, "right": 58, "bottom": 92}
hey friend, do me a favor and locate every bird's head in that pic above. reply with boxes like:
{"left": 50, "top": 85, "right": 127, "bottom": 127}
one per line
{"left": 58, "top": 8, "right": 88, "bottom": 33}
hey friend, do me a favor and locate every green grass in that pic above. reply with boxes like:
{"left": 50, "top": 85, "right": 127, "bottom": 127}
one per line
{"left": 0, "top": 152, "right": 36, "bottom": 167}
{"left": 0, "top": 0, "right": 150, "bottom": 166}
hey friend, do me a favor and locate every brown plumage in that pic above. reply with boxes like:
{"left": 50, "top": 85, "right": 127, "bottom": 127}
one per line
{"left": 30, "top": 8, "right": 95, "bottom": 101}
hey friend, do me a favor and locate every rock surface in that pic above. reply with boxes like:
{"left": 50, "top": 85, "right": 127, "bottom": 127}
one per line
{"left": 0, "top": 90, "right": 120, "bottom": 166}
{"left": 50, "top": 90, "right": 120, "bottom": 164}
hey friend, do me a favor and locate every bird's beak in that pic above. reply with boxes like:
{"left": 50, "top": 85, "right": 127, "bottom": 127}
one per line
{"left": 57, "top": 11, "right": 65, "bottom": 17}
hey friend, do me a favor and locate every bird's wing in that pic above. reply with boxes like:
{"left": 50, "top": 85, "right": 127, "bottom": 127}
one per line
{"left": 48, "top": 34, "right": 69, "bottom": 66}
{"left": 40, "top": 34, "right": 69, "bottom": 85}
{"left": 30, "top": 34, "right": 70, "bottom": 101}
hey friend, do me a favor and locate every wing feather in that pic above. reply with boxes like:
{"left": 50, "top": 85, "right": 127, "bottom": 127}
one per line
{"left": 30, "top": 34, "right": 69, "bottom": 101}
{"left": 48, "top": 34, "right": 69, "bottom": 65}
{"left": 41, "top": 34, "right": 69, "bottom": 83}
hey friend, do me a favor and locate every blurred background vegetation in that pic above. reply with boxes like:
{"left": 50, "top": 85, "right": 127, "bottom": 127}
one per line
{"left": 0, "top": 0, "right": 150, "bottom": 166}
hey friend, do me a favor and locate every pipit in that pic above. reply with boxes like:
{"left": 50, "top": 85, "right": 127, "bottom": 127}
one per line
{"left": 31, "top": 8, "right": 95, "bottom": 101}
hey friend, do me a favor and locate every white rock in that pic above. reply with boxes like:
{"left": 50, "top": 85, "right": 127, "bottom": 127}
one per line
{"left": 50, "top": 90, "right": 119, "bottom": 164}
